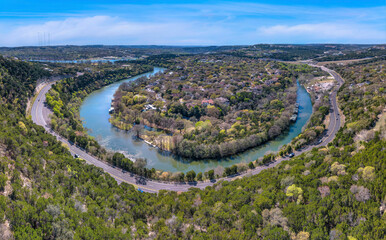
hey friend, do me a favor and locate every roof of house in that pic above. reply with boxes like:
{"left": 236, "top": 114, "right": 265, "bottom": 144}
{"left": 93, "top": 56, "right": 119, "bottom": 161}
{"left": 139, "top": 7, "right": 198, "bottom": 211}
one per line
{"left": 201, "top": 99, "right": 214, "bottom": 104}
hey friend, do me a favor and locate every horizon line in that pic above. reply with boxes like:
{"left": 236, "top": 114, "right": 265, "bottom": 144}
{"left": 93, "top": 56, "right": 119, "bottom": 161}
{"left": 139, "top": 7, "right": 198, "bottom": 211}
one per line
{"left": 1, "top": 43, "right": 386, "bottom": 48}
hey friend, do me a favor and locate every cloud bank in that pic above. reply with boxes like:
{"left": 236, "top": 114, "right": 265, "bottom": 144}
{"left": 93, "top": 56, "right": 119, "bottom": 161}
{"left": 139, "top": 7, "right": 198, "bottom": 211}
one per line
{"left": 0, "top": 16, "right": 228, "bottom": 46}
{"left": 0, "top": 2, "right": 385, "bottom": 46}
{"left": 259, "top": 23, "right": 386, "bottom": 43}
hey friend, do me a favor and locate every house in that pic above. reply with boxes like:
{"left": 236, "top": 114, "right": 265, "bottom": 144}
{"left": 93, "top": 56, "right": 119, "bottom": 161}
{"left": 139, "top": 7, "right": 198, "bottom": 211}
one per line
{"left": 201, "top": 99, "right": 214, "bottom": 107}
{"left": 143, "top": 104, "right": 156, "bottom": 112}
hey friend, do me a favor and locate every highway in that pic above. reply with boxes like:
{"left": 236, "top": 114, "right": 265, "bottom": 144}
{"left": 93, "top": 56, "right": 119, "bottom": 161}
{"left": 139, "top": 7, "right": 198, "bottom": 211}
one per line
{"left": 31, "top": 65, "right": 344, "bottom": 193}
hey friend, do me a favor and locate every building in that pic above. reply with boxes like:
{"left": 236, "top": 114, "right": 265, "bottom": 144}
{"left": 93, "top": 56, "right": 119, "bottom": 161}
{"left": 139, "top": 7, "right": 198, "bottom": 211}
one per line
{"left": 201, "top": 99, "right": 214, "bottom": 107}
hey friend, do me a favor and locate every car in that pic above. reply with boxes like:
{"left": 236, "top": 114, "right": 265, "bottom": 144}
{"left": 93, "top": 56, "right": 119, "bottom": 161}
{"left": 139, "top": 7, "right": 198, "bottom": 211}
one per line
{"left": 289, "top": 153, "right": 295, "bottom": 158}
{"left": 138, "top": 188, "right": 144, "bottom": 193}
{"left": 74, "top": 154, "right": 79, "bottom": 158}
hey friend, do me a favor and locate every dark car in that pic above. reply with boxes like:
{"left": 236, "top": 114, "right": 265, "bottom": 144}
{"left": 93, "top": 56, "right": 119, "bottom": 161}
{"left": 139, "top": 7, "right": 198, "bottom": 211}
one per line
{"left": 289, "top": 153, "right": 295, "bottom": 158}
{"left": 74, "top": 154, "right": 79, "bottom": 158}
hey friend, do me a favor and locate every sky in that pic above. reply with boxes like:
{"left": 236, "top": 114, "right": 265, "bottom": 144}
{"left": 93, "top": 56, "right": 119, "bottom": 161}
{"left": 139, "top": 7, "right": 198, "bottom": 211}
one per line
{"left": 0, "top": 0, "right": 385, "bottom": 46}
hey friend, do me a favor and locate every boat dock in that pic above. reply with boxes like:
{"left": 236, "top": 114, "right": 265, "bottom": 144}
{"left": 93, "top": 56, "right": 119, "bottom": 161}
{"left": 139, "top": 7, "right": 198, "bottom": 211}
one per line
{"left": 290, "top": 103, "right": 299, "bottom": 121}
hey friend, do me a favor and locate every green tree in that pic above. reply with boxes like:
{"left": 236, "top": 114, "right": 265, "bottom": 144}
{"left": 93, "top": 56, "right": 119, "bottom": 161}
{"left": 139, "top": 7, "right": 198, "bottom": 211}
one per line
{"left": 186, "top": 170, "right": 196, "bottom": 182}
{"left": 0, "top": 174, "right": 7, "bottom": 191}
{"left": 208, "top": 170, "right": 215, "bottom": 180}
{"left": 286, "top": 184, "right": 303, "bottom": 204}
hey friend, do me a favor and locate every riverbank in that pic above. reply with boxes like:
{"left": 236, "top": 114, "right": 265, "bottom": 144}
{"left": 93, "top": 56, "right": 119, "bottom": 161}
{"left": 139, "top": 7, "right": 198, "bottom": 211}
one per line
{"left": 108, "top": 56, "right": 310, "bottom": 160}
{"left": 110, "top": 105, "right": 301, "bottom": 160}
{"left": 32, "top": 64, "right": 345, "bottom": 191}
{"left": 80, "top": 72, "right": 313, "bottom": 173}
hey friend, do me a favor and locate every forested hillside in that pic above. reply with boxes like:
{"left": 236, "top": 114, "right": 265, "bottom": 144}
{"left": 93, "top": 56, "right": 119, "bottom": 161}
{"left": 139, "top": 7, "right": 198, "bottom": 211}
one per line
{"left": 0, "top": 56, "right": 50, "bottom": 112}
{"left": 0, "top": 56, "right": 384, "bottom": 239}
{"left": 329, "top": 57, "right": 386, "bottom": 147}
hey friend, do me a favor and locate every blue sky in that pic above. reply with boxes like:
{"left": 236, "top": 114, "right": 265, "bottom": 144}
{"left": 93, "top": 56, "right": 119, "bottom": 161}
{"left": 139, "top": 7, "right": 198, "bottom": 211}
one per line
{"left": 0, "top": 0, "right": 385, "bottom": 46}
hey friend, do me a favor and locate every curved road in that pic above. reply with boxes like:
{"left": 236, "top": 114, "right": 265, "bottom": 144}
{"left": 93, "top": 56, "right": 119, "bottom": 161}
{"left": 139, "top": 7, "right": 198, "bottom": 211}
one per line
{"left": 31, "top": 65, "right": 344, "bottom": 193}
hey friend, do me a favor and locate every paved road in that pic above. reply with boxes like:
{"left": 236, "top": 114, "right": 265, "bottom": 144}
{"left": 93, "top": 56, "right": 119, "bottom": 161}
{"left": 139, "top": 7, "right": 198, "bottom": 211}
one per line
{"left": 31, "top": 65, "right": 344, "bottom": 193}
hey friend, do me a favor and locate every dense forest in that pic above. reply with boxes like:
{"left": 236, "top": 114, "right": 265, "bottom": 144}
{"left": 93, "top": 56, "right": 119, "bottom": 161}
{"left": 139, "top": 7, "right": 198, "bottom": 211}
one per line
{"left": 0, "top": 56, "right": 50, "bottom": 112}
{"left": 0, "top": 54, "right": 384, "bottom": 239}
{"left": 316, "top": 47, "right": 386, "bottom": 62}
{"left": 111, "top": 55, "right": 326, "bottom": 159}
{"left": 227, "top": 44, "right": 383, "bottom": 61}
{"left": 0, "top": 45, "right": 244, "bottom": 61}
{"left": 2, "top": 44, "right": 384, "bottom": 63}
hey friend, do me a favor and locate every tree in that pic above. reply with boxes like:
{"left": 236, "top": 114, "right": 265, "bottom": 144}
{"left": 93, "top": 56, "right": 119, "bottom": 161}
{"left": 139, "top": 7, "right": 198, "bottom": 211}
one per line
{"left": 296, "top": 231, "right": 310, "bottom": 240}
{"left": 283, "top": 203, "right": 305, "bottom": 233}
{"left": 178, "top": 172, "right": 185, "bottom": 182}
{"left": 174, "top": 120, "right": 185, "bottom": 133}
{"left": 186, "top": 170, "right": 196, "bottom": 182}
{"left": 132, "top": 124, "right": 144, "bottom": 138}
{"left": 77, "top": 136, "right": 88, "bottom": 149}
{"left": 230, "top": 165, "right": 238, "bottom": 175}
{"left": 361, "top": 166, "right": 375, "bottom": 181}
{"left": 268, "top": 125, "right": 281, "bottom": 138}
{"left": 0, "top": 174, "right": 7, "bottom": 192}
{"left": 208, "top": 170, "right": 215, "bottom": 180}
{"left": 286, "top": 184, "right": 303, "bottom": 204}
{"left": 331, "top": 162, "right": 346, "bottom": 175}
{"left": 134, "top": 158, "right": 147, "bottom": 169}
{"left": 196, "top": 172, "right": 203, "bottom": 181}
{"left": 112, "top": 152, "right": 125, "bottom": 165}
{"left": 225, "top": 167, "right": 232, "bottom": 176}
{"left": 262, "top": 226, "right": 290, "bottom": 240}
{"left": 262, "top": 153, "right": 275, "bottom": 165}
{"left": 317, "top": 186, "right": 330, "bottom": 198}
{"left": 350, "top": 185, "right": 370, "bottom": 202}
{"left": 248, "top": 162, "right": 255, "bottom": 169}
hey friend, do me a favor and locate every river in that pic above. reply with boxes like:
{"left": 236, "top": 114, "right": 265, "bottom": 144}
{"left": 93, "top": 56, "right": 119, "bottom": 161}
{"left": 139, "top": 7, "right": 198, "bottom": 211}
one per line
{"left": 79, "top": 67, "right": 312, "bottom": 173}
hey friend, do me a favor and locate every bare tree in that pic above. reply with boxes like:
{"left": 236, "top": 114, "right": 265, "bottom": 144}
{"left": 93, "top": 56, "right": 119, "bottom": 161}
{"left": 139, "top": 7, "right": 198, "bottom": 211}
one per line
{"left": 173, "top": 120, "right": 185, "bottom": 133}
{"left": 134, "top": 158, "right": 147, "bottom": 169}
{"left": 318, "top": 186, "right": 330, "bottom": 198}
{"left": 350, "top": 185, "right": 371, "bottom": 202}
{"left": 132, "top": 124, "right": 143, "bottom": 138}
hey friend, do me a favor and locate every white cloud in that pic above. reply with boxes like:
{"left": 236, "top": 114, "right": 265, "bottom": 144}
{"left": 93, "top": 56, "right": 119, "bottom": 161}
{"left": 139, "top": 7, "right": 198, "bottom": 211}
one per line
{"left": 0, "top": 9, "right": 385, "bottom": 46}
{"left": 0, "top": 16, "right": 228, "bottom": 46}
{"left": 258, "top": 23, "right": 386, "bottom": 43}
